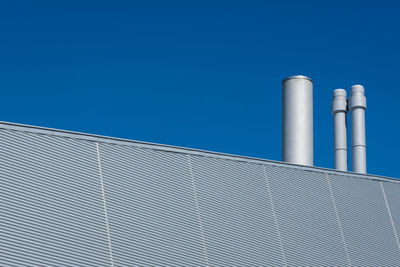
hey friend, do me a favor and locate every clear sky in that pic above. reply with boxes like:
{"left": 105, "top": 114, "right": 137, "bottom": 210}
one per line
{"left": 1, "top": 1, "right": 399, "bottom": 178}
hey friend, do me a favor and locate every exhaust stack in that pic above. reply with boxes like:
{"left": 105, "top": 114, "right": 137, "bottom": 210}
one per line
{"left": 349, "top": 85, "right": 367, "bottom": 173}
{"left": 331, "top": 89, "right": 348, "bottom": 171}
{"left": 282, "top": 75, "right": 313, "bottom": 166}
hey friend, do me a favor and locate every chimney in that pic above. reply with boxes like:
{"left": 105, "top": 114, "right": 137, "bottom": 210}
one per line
{"left": 349, "top": 85, "right": 367, "bottom": 173}
{"left": 282, "top": 75, "right": 313, "bottom": 166}
{"left": 331, "top": 89, "right": 348, "bottom": 171}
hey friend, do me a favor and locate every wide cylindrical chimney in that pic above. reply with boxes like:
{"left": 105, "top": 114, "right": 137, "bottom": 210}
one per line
{"left": 332, "top": 89, "right": 348, "bottom": 171}
{"left": 349, "top": 85, "right": 367, "bottom": 174}
{"left": 282, "top": 75, "right": 313, "bottom": 166}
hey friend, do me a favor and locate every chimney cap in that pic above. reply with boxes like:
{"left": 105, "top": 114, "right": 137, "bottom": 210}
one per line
{"left": 333, "top": 89, "right": 347, "bottom": 97}
{"left": 351, "top": 85, "right": 365, "bottom": 94}
{"left": 282, "top": 75, "right": 313, "bottom": 84}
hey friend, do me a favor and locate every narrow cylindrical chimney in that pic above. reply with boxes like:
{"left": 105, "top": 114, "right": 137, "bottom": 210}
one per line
{"left": 332, "top": 89, "right": 348, "bottom": 171}
{"left": 282, "top": 75, "right": 313, "bottom": 166}
{"left": 349, "top": 85, "right": 367, "bottom": 174}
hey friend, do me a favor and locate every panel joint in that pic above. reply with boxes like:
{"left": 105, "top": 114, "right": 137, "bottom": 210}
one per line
{"left": 263, "top": 165, "right": 288, "bottom": 267}
{"left": 96, "top": 142, "right": 115, "bottom": 267}
{"left": 187, "top": 154, "right": 210, "bottom": 267}
{"left": 380, "top": 181, "right": 400, "bottom": 251}
{"left": 326, "top": 174, "right": 352, "bottom": 266}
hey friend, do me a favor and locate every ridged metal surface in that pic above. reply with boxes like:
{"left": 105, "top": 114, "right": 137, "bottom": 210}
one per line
{"left": 0, "top": 129, "right": 111, "bottom": 266}
{"left": 0, "top": 124, "right": 399, "bottom": 266}
{"left": 381, "top": 181, "right": 400, "bottom": 249}
{"left": 98, "top": 143, "right": 207, "bottom": 266}
{"left": 266, "top": 165, "right": 349, "bottom": 266}
{"left": 329, "top": 174, "right": 400, "bottom": 266}
{"left": 190, "top": 155, "right": 284, "bottom": 266}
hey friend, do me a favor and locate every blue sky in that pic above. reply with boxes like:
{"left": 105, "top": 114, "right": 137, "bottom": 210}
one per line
{"left": 0, "top": 0, "right": 399, "bottom": 178}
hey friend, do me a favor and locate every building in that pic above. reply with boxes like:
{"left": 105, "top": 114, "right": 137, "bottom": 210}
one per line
{"left": 0, "top": 121, "right": 399, "bottom": 266}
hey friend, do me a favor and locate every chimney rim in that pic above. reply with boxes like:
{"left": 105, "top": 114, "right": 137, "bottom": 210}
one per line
{"left": 282, "top": 75, "right": 313, "bottom": 84}
{"left": 351, "top": 84, "right": 365, "bottom": 94}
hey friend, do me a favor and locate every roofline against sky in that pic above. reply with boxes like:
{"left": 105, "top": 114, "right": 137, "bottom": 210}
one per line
{"left": 0, "top": 120, "right": 398, "bottom": 183}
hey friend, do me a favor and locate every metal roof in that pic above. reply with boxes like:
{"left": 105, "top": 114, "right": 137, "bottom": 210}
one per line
{"left": 0, "top": 121, "right": 397, "bottom": 183}
{"left": 0, "top": 121, "right": 399, "bottom": 266}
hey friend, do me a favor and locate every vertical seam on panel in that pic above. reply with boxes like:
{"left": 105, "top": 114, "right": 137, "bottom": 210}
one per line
{"left": 262, "top": 165, "right": 287, "bottom": 267}
{"left": 380, "top": 181, "right": 400, "bottom": 251}
{"left": 96, "top": 143, "right": 115, "bottom": 267}
{"left": 326, "top": 174, "right": 352, "bottom": 266}
{"left": 187, "top": 154, "right": 210, "bottom": 267}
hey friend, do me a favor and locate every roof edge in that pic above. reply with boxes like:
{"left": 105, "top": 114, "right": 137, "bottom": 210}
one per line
{"left": 0, "top": 120, "right": 398, "bottom": 183}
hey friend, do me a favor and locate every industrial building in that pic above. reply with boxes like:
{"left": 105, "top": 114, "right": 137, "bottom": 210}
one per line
{"left": 0, "top": 76, "right": 399, "bottom": 266}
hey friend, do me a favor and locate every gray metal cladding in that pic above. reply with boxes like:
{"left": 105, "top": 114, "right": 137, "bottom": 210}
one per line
{"left": 0, "top": 123, "right": 400, "bottom": 266}
{"left": 265, "top": 165, "right": 349, "bottom": 266}
{"left": 189, "top": 155, "right": 284, "bottom": 266}
{"left": 381, "top": 181, "right": 400, "bottom": 249}
{"left": 0, "top": 129, "right": 112, "bottom": 266}
{"left": 97, "top": 143, "right": 207, "bottom": 266}
{"left": 329, "top": 174, "right": 400, "bottom": 266}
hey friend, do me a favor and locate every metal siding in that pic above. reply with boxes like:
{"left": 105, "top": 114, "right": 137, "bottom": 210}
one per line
{"left": 98, "top": 143, "right": 207, "bottom": 266}
{"left": 0, "top": 129, "right": 112, "bottom": 266}
{"left": 0, "top": 124, "right": 399, "bottom": 266}
{"left": 190, "top": 155, "right": 284, "bottom": 266}
{"left": 265, "top": 165, "right": 349, "bottom": 266}
{"left": 329, "top": 174, "right": 400, "bottom": 265}
{"left": 380, "top": 181, "right": 400, "bottom": 251}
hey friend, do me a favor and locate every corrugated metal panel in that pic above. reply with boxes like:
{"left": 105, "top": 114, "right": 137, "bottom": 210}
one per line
{"left": 189, "top": 155, "right": 284, "bottom": 266}
{"left": 265, "top": 165, "right": 349, "bottom": 266}
{"left": 0, "top": 123, "right": 399, "bottom": 266}
{"left": 381, "top": 181, "right": 400, "bottom": 250}
{"left": 0, "top": 129, "right": 112, "bottom": 266}
{"left": 329, "top": 173, "right": 400, "bottom": 266}
{"left": 98, "top": 143, "right": 207, "bottom": 266}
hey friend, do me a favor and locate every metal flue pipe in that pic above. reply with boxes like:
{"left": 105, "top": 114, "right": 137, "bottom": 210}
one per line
{"left": 282, "top": 75, "right": 313, "bottom": 166}
{"left": 331, "top": 89, "right": 348, "bottom": 171}
{"left": 349, "top": 85, "right": 367, "bottom": 174}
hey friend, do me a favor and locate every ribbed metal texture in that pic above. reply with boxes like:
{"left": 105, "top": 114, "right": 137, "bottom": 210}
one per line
{"left": 98, "top": 143, "right": 207, "bottom": 266}
{"left": 329, "top": 174, "right": 400, "bottom": 266}
{"left": 381, "top": 181, "right": 400, "bottom": 248}
{"left": 0, "top": 124, "right": 399, "bottom": 266}
{"left": 190, "top": 156, "right": 283, "bottom": 266}
{"left": 266, "top": 165, "right": 349, "bottom": 266}
{"left": 0, "top": 129, "right": 111, "bottom": 266}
